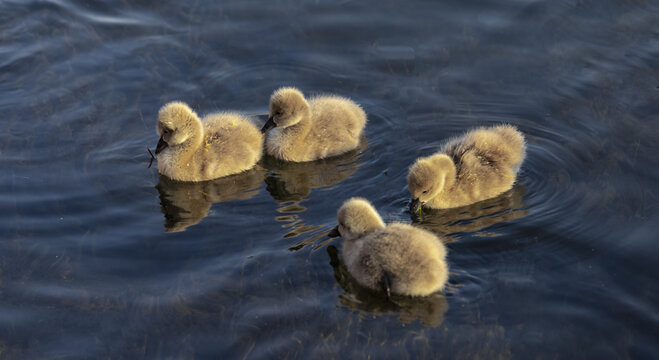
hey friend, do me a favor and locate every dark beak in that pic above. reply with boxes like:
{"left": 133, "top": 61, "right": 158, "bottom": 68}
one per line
{"left": 261, "top": 116, "right": 276, "bottom": 133}
{"left": 327, "top": 225, "right": 340, "bottom": 238}
{"left": 410, "top": 198, "right": 422, "bottom": 214}
{"left": 155, "top": 136, "right": 168, "bottom": 154}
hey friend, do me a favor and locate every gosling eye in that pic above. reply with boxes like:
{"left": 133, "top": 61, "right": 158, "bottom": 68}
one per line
{"left": 275, "top": 111, "right": 282, "bottom": 116}
{"left": 422, "top": 190, "right": 429, "bottom": 194}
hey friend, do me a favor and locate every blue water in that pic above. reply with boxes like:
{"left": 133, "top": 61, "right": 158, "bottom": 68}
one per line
{"left": 1, "top": 0, "right": 658, "bottom": 358}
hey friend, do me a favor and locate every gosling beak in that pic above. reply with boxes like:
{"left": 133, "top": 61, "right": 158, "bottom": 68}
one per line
{"left": 155, "top": 136, "right": 168, "bottom": 154}
{"left": 261, "top": 116, "right": 276, "bottom": 133}
{"left": 327, "top": 225, "right": 340, "bottom": 238}
{"left": 410, "top": 198, "right": 422, "bottom": 214}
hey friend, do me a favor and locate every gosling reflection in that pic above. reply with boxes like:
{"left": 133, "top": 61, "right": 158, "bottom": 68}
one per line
{"left": 327, "top": 245, "right": 449, "bottom": 328}
{"left": 412, "top": 184, "right": 528, "bottom": 236}
{"left": 155, "top": 169, "right": 265, "bottom": 232}
{"left": 264, "top": 139, "right": 366, "bottom": 242}
{"left": 263, "top": 138, "right": 367, "bottom": 202}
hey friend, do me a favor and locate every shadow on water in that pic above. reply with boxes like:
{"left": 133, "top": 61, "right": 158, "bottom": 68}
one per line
{"left": 155, "top": 168, "right": 266, "bottom": 232}
{"left": 327, "top": 245, "right": 449, "bottom": 328}
{"left": 262, "top": 138, "right": 368, "bottom": 247}
{"left": 411, "top": 184, "right": 529, "bottom": 238}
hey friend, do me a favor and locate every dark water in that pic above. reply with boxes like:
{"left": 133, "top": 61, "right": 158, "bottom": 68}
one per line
{"left": 1, "top": 0, "right": 658, "bottom": 358}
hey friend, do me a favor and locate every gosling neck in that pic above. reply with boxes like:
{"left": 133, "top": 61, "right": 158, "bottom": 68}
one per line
{"left": 431, "top": 154, "right": 457, "bottom": 190}
{"left": 282, "top": 107, "right": 312, "bottom": 139}
{"left": 338, "top": 202, "right": 386, "bottom": 242}
{"left": 171, "top": 119, "right": 204, "bottom": 163}
{"left": 358, "top": 212, "right": 386, "bottom": 236}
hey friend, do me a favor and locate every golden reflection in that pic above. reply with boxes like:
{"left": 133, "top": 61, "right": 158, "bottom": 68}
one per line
{"left": 327, "top": 245, "right": 449, "bottom": 328}
{"left": 263, "top": 139, "right": 367, "bottom": 242}
{"left": 155, "top": 168, "right": 266, "bottom": 232}
{"left": 413, "top": 184, "right": 528, "bottom": 237}
{"left": 262, "top": 138, "right": 367, "bottom": 202}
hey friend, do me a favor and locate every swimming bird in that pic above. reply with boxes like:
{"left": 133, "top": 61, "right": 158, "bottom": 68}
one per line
{"left": 408, "top": 124, "right": 526, "bottom": 213}
{"left": 155, "top": 101, "right": 263, "bottom": 182}
{"left": 326, "top": 244, "right": 449, "bottom": 328}
{"left": 261, "top": 87, "right": 367, "bottom": 162}
{"left": 328, "top": 198, "right": 449, "bottom": 298}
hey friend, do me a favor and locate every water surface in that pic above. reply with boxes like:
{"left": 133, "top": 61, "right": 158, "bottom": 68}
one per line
{"left": 1, "top": 0, "right": 658, "bottom": 358}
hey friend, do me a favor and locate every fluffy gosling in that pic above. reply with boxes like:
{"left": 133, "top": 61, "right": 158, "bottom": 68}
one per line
{"left": 155, "top": 102, "right": 263, "bottom": 182}
{"left": 261, "top": 87, "right": 367, "bottom": 162}
{"left": 408, "top": 124, "right": 526, "bottom": 212}
{"left": 328, "top": 198, "right": 449, "bottom": 298}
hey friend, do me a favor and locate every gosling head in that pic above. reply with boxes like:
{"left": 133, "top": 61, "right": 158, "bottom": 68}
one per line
{"left": 327, "top": 197, "right": 386, "bottom": 242}
{"left": 155, "top": 102, "right": 199, "bottom": 154}
{"left": 261, "top": 87, "right": 309, "bottom": 133}
{"left": 407, "top": 154, "right": 455, "bottom": 213}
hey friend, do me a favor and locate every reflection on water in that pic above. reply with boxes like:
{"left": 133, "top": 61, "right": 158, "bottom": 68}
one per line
{"left": 264, "top": 140, "right": 367, "bottom": 245}
{"left": 412, "top": 185, "right": 528, "bottom": 238}
{"left": 327, "top": 245, "right": 449, "bottom": 328}
{"left": 263, "top": 138, "right": 367, "bottom": 203}
{"left": 155, "top": 168, "right": 266, "bottom": 232}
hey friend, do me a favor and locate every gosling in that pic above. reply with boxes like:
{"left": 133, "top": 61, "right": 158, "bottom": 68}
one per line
{"left": 155, "top": 102, "right": 263, "bottom": 182}
{"left": 328, "top": 198, "right": 449, "bottom": 298}
{"left": 261, "top": 87, "right": 367, "bottom": 162}
{"left": 408, "top": 124, "right": 526, "bottom": 212}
